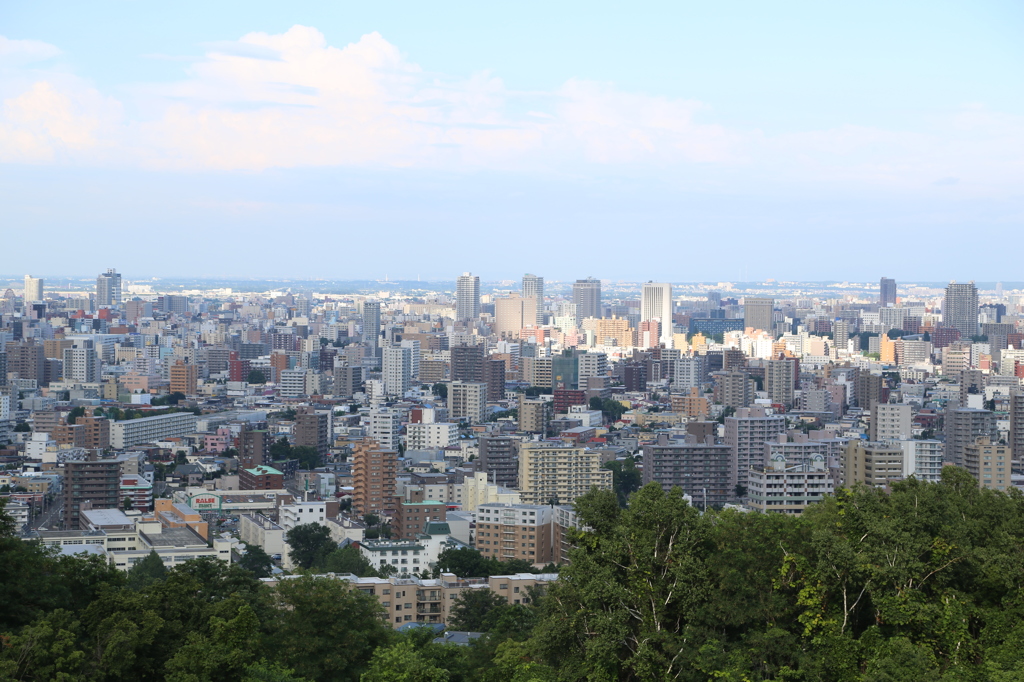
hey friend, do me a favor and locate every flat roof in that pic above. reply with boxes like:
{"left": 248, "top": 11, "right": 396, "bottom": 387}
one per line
{"left": 141, "top": 527, "right": 207, "bottom": 548}
{"left": 81, "top": 508, "right": 133, "bottom": 527}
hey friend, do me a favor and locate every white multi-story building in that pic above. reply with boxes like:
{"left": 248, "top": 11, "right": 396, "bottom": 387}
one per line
{"left": 383, "top": 346, "right": 413, "bottom": 396}
{"left": 724, "top": 407, "right": 787, "bottom": 489}
{"left": 641, "top": 282, "right": 673, "bottom": 347}
{"left": 448, "top": 381, "right": 487, "bottom": 424}
{"left": 577, "top": 352, "right": 608, "bottom": 383}
{"left": 111, "top": 412, "right": 198, "bottom": 449}
{"left": 63, "top": 339, "right": 100, "bottom": 383}
{"left": 747, "top": 455, "right": 834, "bottom": 515}
{"left": 406, "top": 422, "right": 457, "bottom": 450}
{"left": 871, "top": 403, "right": 912, "bottom": 442}
{"left": 672, "top": 356, "right": 706, "bottom": 392}
{"left": 279, "top": 368, "right": 309, "bottom": 398}
{"left": 897, "top": 439, "right": 945, "bottom": 482}
{"left": 367, "top": 408, "right": 402, "bottom": 451}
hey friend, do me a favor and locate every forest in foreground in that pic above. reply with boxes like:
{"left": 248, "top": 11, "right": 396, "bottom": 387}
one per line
{"left": 3, "top": 466, "right": 1024, "bottom": 681}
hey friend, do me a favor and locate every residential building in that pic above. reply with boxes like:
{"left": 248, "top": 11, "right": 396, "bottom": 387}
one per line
{"left": 24, "top": 275, "right": 43, "bottom": 302}
{"left": 64, "top": 459, "right": 121, "bottom": 529}
{"left": 897, "top": 440, "right": 945, "bottom": 483}
{"left": 63, "top": 340, "right": 100, "bottom": 383}
{"left": 724, "top": 407, "right": 786, "bottom": 489}
{"left": 351, "top": 439, "right": 398, "bottom": 515}
{"left": 944, "top": 408, "right": 996, "bottom": 467}
{"left": 766, "top": 358, "right": 796, "bottom": 407}
{"left": 368, "top": 408, "right": 402, "bottom": 451}
{"left": 963, "top": 437, "right": 1010, "bottom": 491}
{"left": 517, "top": 442, "right": 612, "bottom": 505}
{"left": 169, "top": 360, "right": 198, "bottom": 395}
{"left": 519, "top": 398, "right": 550, "bottom": 434}
{"left": 522, "top": 273, "right": 545, "bottom": 326}
{"left": 295, "top": 406, "right": 329, "bottom": 456}
{"left": 362, "top": 300, "right": 382, "bottom": 356}
{"left": 475, "top": 503, "right": 556, "bottom": 564}
{"left": 843, "top": 440, "right": 906, "bottom": 488}
{"left": 448, "top": 381, "right": 487, "bottom": 424}
{"left": 460, "top": 472, "right": 521, "bottom": 512}
{"left": 383, "top": 345, "right": 413, "bottom": 396}
{"left": 870, "top": 403, "right": 912, "bottom": 442}
{"left": 406, "top": 422, "right": 458, "bottom": 450}
{"left": 943, "top": 281, "right": 979, "bottom": 339}
{"left": 239, "top": 465, "right": 285, "bottom": 490}
{"left": 392, "top": 500, "right": 447, "bottom": 540}
{"left": 478, "top": 435, "right": 519, "bottom": 488}
{"left": 747, "top": 455, "right": 834, "bottom": 515}
{"left": 642, "top": 433, "right": 732, "bottom": 508}
{"left": 456, "top": 272, "right": 481, "bottom": 321}
{"left": 96, "top": 268, "right": 122, "bottom": 306}
{"left": 110, "top": 412, "right": 198, "bottom": 449}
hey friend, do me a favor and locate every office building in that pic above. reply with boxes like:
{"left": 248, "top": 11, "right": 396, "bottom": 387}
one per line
{"left": 642, "top": 433, "right": 732, "bottom": 508}
{"left": 641, "top": 282, "right": 673, "bottom": 347}
{"left": 943, "top": 281, "right": 979, "bottom": 339}
{"left": 517, "top": 443, "right": 612, "bottom": 505}
{"left": 239, "top": 465, "right": 285, "bottom": 490}
{"left": 743, "top": 297, "right": 774, "bottom": 335}
{"left": 64, "top": 459, "right": 121, "bottom": 529}
{"left": 879, "top": 277, "right": 897, "bottom": 307}
{"left": 448, "top": 381, "right": 487, "bottom": 424}
{"left": 494, "top": 295, "right": 538, "bottom": 338}
{"left": 522, "top": 273, "right": 545, "bottom": 326}
{"left": 572, "top": 278, "right": 602, "bottom": 321}
{"left": 724, "top": 407, "right": 786, "bottom": 489}
{"left": 96, "top": 268, "right": 122, "bottom": 306}
{"left": 456, "top": 272, "right": 481, "bottom": 321}
{"left": 23, "top": 275, "right": 43, "bottom": 302}
{"left": 475, "top": 503, "right": 556, "bottom": 563}
{"left": 351, "top": 438, "right": 398, "bottom": 515}
{"left": 479, "top": 435, "right": 519, "bottom": 489}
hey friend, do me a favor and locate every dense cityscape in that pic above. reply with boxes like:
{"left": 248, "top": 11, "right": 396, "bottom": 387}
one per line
{"left": 1, "top": 269, "right": 1024, "bottom": 678}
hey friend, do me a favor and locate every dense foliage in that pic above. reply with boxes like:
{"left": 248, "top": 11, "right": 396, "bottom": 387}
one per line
{"left": 4, "top": 468, "right": 1024, "bottom": 680}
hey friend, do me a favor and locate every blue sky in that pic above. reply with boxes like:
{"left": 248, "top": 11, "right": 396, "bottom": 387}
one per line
{"left": 2, "top": 1, "right": 1022, "bottom": 282}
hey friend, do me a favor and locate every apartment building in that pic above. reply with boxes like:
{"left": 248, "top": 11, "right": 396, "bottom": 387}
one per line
{"left": 517, "top": 442, "right": 612, "bottom": 505}
{"left": 747, "top": 455, "right": 834, "bottom": 515}
{"left": 723, "top": 407, "right": 786, "bottom": 489}
{"left": 843, "top": 440, "right": 906, "bottom": 488}
{"left": 963, "top": 437, "right": 1010, "bottom": 491}
{"left": 110, "top": 412, "right": 198, "bottom": 449}
{"left": 475, "top": 503, "right": 557, "bottom": 564}
{"left": 642, "top": 433, "right": 732, "bottom": 508}
{"left": 351, "top": 439, "right": 398, "bottom": 515}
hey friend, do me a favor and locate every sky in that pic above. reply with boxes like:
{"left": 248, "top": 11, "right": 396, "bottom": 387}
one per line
{"left": 2, "top": 0, "right": 1023, "bottom": 283}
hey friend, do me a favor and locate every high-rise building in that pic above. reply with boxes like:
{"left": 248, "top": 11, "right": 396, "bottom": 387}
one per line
{"left": 743, "top": 297, "right": 774, "bottom": 335}
{"left": 295, "top": 406, "right": 329, "bottom": 457}
{"left": 522, "top": 274, "right": 545, "bottom": 326}
{"left": 456, "top": 272, "right": 481, "bottom": 321}
{"left": 641, "top": 282, "right": 673, "bottom": 347}
{"left": 870, "top": 403, "right": 912, "bottom": 442}
{"left": 724, "top": 407, "right": 787, "bottom": 490}
{"left": 943, "top": 281, "right": 979, "bottom": 339}
{"left": 518, "top": 397, "right": 550, "bottom": 434}
{"left": 96, "top": 268, "right": 122, "bottom": 307}
{"left": 517, "top": 442, "right": 613, "bottom": 505}
{"left": 239, "top": 428, "right": 272, "bottom": 469}
{"left": 361, "top": 300, "right": 382, "bottom": 356}
{"left": 448, "top": 381, "right": 487, "bottom": 424}
{"left": 382, "top": 345, "right": 413, "bottom": 396}
{"left": 843, "top": 440, "right": 906, "bottom": 488}
{"left": 643, "top": 433, "right": 733, "bottom": 508}
{"left": 451, "top": 344, "right": 485, "bottom": 382}
{"left": 64, "top": 459, "right": 121, "bottom": 529}
{"left": 494, "top": 295, "right": 538, "bottom": 338}
{"left": 478, "top": 435, "right": 519, "bottom": 489}
{"left": 765, "top": 358, "right": 796, "bottom": 407}
{"left": 6, "top": 340, "right": 45, "bottom": 385}
{"left": 169, "top": 359, "right": 198, "bottom": 395}
{"left": 23, "top": 275, "right": 43, "bottom": 303}
{"left": 715, "top": 371, "right": 755, "bottom": 409}
{"left": 1010, "top": 392, "right": 1024, "bottom": 466}
{"left": 944, "top": 408, "right": 996, "bottom": 467}
{"left": 963, "top": 437, "right": 1010, "bottom": 491}
{"left": 879, "top": 277, "right": 897, "bottom": 307}
{"left": 351, "top": 438, "right": 398, "bottom": 515}
{"left": 572, "top": 278, "right": 602, "bottom": 321}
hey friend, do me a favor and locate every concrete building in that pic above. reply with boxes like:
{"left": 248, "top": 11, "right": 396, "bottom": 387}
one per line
{"left": 475, "top": 503, "right": 557, "bottom": 564}
{"left": 110, "top": 412, "right": 198, "bottom": 449}
{"left": 239, "top": 465, "right": 285, "bottom": 490}
{"left": 517, "top": 443, "right": 612, "bottom": 505}
{"left": 843, "top": 440, "right": 906, "bottom": 488}
{"left": 943, "top": 281, "right": 979, "bottom": 339}
{"left": 963, "top": 437, "right": 1010, "bottom": 491}
{"left": 744, "top": 297, "right": 774, "bottom": 335}
{"left": 715, "top": 371, "right": 755, "bottom": 409}
{"left": 96, "top": 268, "right": 122, "bottom": 306}
{"left": 1009, "top": 392, "right": 1024, "bottom": 464}
{"left": 747, "top": 455, "right": 833, "bottom": 515}
{"left": 522, "top": 273, "right": 545, "bottom": 326}
{"left": 239, "top": 512, "right": 286, "bottom": 557}
{"left": 642, "top": 433, "right": 732, "bottom": 508}
{"left": 367, "top": 408, "right": 402, "bottom": 451}
{"left": 406, "top": 422, "right": 457, "bottom": 450}
{"left": 766, "top": 358, "right": 796, "bottom": 407}
{"left": 879, "top": 277, "right": 897, "bottom": 308}
{"left": 459, "top": 472, "right": 521, "bottom": 512}
{"left": 870, "top": 403, "right": 912, "bottom": 442}
{"left": 456, "top": 272, "right": 481, "bottom": 321}
{"left": 362, "top": 300, "right": 382, "bottom": 356}
{"left": 64, "top": 459, "right": 121, "bottom": 529}
{"left": 24, "top": 275, "right": 44, "bottom": 302}
{"left": 392, "top": 500, "right": 447, "bottom": 540}
{"left": 448, "top": 381, "right": 487, "bottom": 424}
{"left": 495, "top": 295, "right": 538, "bottom": 338}
{"left": 577, "top": 352, "right": 608, "bottom": 384}
{"left": 63, "top": 340, "right": 100, "bottom": 384}
{"left": 351, "top": 439, "right": 398, "bottom": 515}
{"left": 641, "top": 282, "right": 673, "bottom": 347}
{"left": 897, "top": 439, "right": 945, "bottom": 483}
{"left": 478, "top": 435, "right": 519, "bottom": 489}
{"left": 572, "top": 278, "right": 602, "bottom": 322}
{"left": 169, "top": 360, "right": 198, "bottom": 395}
{"left": 295, "top": 407, "right": 330, "bottom": 456}
{"left": 383, "top": 345, "right": 413, "bottom": 396}
{"left": 518, "top": 398, "right": 550, "bottom": 434}
{"left": 944, "top": 408, "right": 997, "bottom": 467}
{"left": 724, "top": 407, "right": 787, "bottom": 489}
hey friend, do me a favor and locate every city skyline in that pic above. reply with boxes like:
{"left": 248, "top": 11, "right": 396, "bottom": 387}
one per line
{"left": 2, "top": 2, "right": 1023, "bottom": 279}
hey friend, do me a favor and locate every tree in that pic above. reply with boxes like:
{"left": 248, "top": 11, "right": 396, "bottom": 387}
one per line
{"left": 13, "top": 421, "right": 31, "bottom": 432}
{"left": 122, "top": 496, "right": 133, "bottom": 511}
{"left": 603, "top": 458, "right": 642, "bottom": 507}
{"left": 270, "top": 575, "right": 394, "bottom": 682}
{"left": 66, "top": 406, "right": 86, "bottom": 425}
{"left": 238, "top": 543, "right": 275, "bottom": 578}
{"left": 126, "top": 550, "right": 169, "bottom": 590}
{"left": 448, "top": 589, "right": 507, "bottom": 631}
{"left": 315, "top": 545, "right": 378, "bottom": 577}
{"left": 431, "top": 383, "right": 448, "bottom": 401}
{"left": 285, "top": 524, "right": 335, "bottom": 569}
{"left": 175, "top": 451, "right": 189, "bottom": 465}
{"left": 361, "top": 641, "right": 450, "bottom": 682}
{"left": 291, "top": 445, "right": 321, "bottom": 470}
{"left": 270, "top": 437, "right": 292, "bottom": 461}
{"left": 248, "top": 369, "right": 267, "bottom": 385}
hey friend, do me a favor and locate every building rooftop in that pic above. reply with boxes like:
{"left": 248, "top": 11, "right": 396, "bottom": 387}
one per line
{"left": 81, "top": 508, "right": 134, "bottom": 528}
{"left": 140, "top": 527, "right": 207, "bottom": 548}
{"left": 244, "top": 465, "right": 284, "bottom": 476}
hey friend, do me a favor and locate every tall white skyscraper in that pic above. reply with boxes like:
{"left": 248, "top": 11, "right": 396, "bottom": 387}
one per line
{"left": 522, "top": 273, "right": 544, "bottom": 326}
{"left": 456, "top": 272, "right": 481, "bottom": 321}
{"left": 23, "top": 276, "right": 43, "bottom": 303}
{"left": 641, "top": 282, "right": 673, "bottom": 347}
{"left": 96, "top": 269, "right": 122, "bottom": 306}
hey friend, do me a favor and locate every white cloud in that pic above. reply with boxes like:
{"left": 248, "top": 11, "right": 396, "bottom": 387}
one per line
{"left": 0, "top": 36, "right": 61, "bottom": 64}
{"left": 0, "top": 26, "right": 1021, "bottom": 195}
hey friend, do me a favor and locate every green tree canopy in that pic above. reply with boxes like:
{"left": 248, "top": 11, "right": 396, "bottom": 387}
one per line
{"left": 285, "top": 524, "right": 335, "bottom": 570}
{"left": 238, "top": 543, "right": 275, "bottom": 579}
